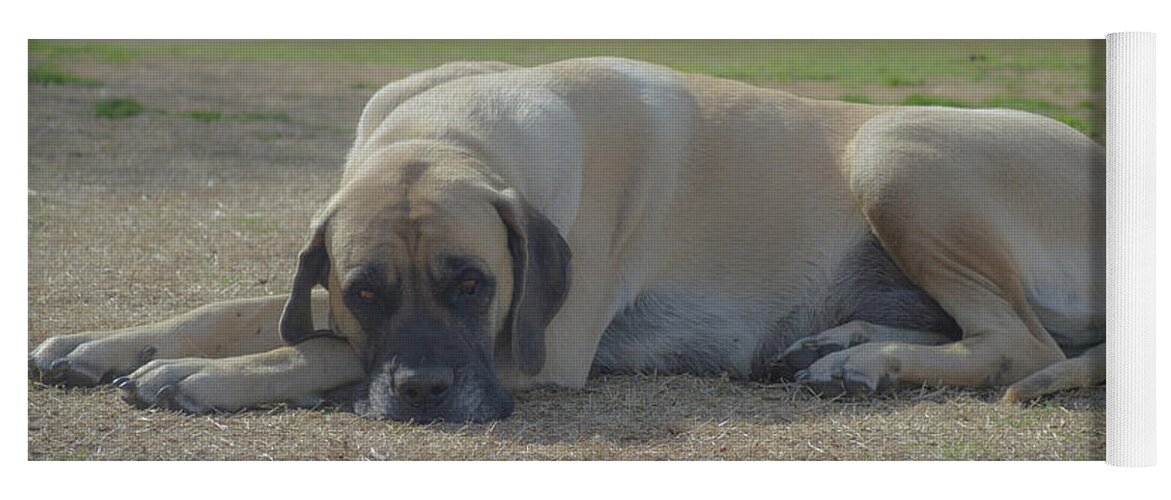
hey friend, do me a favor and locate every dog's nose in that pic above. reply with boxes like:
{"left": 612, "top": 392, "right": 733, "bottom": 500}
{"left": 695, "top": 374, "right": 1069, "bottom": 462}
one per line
{"left": 393, "top": 365, "right": 454, "bottom": 408}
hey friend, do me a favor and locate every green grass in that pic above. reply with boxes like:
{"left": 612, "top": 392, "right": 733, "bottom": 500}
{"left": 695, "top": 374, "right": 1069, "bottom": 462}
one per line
{"left": 1053, "top": 114, "right": 1091, "bottom": 133}
{"left": 35, "top": 40, "right": 1101, "bottom": 142}
{"left": 883, "top": 75, "right": 924, "bottom": 87}
{"left": 982, "top": 96, "right": 1062, "bottom": 113}
{"left": 838, "top": 95, "right": 874, "bottom": 104}
{"left": 29, "top": 39, "right": 1103, "bottom": 88}
{"left": 29, "top": 64, "right": 102, "bottom": 87}
{"left": 180, "top": 110, "right": 293, "bottom": 123}
{"left": 237, "top": 112, "right": 292, "bottom": 122}
{"left": 901, "top": 94, "right": 972, "bottom": 108}
{"left": 180, "top": 110, "right": 223, "bottom": 121}
{"left": 30, "top": 40, "right": 140, "bottom": 62}
{"left": 94, "top": 98, "right": 143, "bottom": 119}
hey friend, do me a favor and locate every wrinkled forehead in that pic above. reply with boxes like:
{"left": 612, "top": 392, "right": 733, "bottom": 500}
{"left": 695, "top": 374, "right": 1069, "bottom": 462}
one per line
{"left": 325, "top": 173, "right": 512, "bottom": 284}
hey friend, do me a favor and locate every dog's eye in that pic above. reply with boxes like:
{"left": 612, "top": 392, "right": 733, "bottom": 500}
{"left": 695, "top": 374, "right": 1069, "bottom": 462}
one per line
{"left": 358, "top": 289, "right": 378, "bottom": 304}
{"left": 457, "top": 279, "right": 479, "bottom": 296}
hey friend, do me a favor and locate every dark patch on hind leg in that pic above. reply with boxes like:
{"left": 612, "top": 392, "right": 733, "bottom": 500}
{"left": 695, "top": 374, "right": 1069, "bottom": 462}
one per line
{"left": 845, "top": 237, "right": 961, "bottom": 338}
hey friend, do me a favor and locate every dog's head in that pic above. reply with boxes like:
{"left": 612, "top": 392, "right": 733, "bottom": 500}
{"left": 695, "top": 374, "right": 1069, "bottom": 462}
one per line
{"left": 279, "top": 144, "right": 570, "bottom": 423}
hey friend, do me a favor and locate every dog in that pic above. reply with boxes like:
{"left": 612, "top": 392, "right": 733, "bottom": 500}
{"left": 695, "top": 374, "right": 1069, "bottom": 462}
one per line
{"left": 29, "top": 58, "right": 1105, "bottom": 422}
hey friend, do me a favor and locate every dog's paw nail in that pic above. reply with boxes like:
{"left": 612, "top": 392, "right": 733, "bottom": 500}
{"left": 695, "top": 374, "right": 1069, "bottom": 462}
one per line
{"left": 42, "top": 359, "right": 71, "bottom": 383}
{"left": 49, "top": 358, "right": 70, "bottom": 373}
{"left": 794, "top": 369, "right": 810, "bottom": 381}
{"left": 155, "top": 385, "right": 177, "bottom": 401}
{"left": 117, "top": 380, "right": 143, "bottom": 406}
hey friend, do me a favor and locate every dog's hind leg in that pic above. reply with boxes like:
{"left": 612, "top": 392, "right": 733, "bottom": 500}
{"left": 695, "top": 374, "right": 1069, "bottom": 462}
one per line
{"left": 796, "top": 272, "right": 1068, "bottom": 396}
{"left": 798, "top": 185, "right": 1070, "bottom": 396}
{"left": 1001, "top": 342, "right": 1105, "bottom": 402}
{"left": 29, "top": 292, "right": 329, "bottom": 387}
{"left": 802, "top": 108, "right": 1104, "bottom": 397}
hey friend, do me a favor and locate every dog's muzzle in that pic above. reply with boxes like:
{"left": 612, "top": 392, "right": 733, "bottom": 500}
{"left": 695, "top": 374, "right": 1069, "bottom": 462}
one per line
{"left": 348, "top": 360, "right": 515, "bottom": 423}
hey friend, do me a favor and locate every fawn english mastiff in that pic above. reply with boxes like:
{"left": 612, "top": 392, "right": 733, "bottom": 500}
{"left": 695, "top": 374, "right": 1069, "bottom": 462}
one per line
{"left": 29, "top": 58, "right": 1105, "bottom": 422}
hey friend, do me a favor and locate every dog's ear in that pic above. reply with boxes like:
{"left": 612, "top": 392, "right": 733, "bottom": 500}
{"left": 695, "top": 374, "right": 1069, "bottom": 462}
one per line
{"left": 279, "top": 222, "right": 330, "bottom": 344}
{"left": 493, "top": 189, "right": 572, "bottom": 376}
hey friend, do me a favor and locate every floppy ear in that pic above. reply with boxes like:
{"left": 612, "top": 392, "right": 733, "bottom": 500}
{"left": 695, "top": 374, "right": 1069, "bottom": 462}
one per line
{"left": 493, "top": 189, "right": 572, "bottom": 376}
{"left": 279, "top": 223, "right": 330, "bottom": 344}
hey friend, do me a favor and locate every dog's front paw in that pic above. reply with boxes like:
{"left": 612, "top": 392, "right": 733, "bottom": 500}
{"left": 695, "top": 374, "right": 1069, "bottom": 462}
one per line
{"left": 29, "top": 332, "right": 157, "bottom": 387}
{"left": 114, "top": 358, "right": 231, "bottom": 414}
{"left": 795, "top": 343, "right": 903, "bottom": 397}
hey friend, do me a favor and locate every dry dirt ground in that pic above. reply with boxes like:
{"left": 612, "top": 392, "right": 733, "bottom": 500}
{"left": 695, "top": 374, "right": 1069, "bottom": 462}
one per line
{"left": 27, "top": 55, "right": 1105, "bottom": 460}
